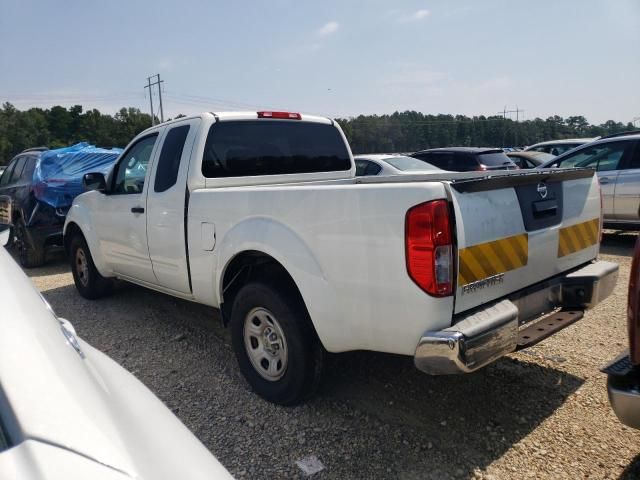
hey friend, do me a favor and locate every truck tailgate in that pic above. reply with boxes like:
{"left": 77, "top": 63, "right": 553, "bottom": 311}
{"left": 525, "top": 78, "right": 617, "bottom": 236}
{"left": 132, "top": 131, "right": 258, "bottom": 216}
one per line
{"left": 447, "top": 168, "right": 601, "bottom": 314}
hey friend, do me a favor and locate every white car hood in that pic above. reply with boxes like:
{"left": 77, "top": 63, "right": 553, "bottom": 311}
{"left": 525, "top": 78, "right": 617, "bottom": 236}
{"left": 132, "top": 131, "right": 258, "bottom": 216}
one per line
{"left": 0, "top": 244, "right": 232, "bottom": 479}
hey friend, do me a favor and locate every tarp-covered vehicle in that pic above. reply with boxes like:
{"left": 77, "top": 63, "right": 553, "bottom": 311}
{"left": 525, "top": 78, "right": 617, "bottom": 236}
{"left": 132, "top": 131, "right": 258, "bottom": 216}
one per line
{"left": 0, "top": 143, "right": 121, "bottom": 267}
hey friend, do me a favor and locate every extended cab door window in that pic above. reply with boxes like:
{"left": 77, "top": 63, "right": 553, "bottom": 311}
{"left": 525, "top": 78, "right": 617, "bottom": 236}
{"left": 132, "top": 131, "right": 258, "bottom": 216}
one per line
{"left": 154, "top": 125, "right": 190, "bottom": 192}
{"left": 112, "top": 134, "right": 159, "bottom": 194}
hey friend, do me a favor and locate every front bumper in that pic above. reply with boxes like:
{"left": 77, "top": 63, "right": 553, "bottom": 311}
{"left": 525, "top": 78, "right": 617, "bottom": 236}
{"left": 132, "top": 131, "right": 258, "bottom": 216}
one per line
{"left": 602, "top": 350, "right": 640, "bottom": 430}
{"left": 415, "top": 260, "right": 618, "bottom": 375}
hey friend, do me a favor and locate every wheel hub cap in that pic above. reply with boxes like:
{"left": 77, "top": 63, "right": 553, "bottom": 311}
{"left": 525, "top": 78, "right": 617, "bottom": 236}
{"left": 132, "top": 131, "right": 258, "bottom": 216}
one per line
{"left": 75, "top": 248, "right": 89, "bottom": 287}
{"left": 243, "top": 307, "right": 288, "bottom": 381}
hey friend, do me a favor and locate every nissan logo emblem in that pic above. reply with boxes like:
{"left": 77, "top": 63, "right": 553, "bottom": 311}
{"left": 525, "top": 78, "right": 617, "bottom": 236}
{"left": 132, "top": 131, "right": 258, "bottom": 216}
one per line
{"left": 537, "top": 182, "right": 548, "bottom": 199}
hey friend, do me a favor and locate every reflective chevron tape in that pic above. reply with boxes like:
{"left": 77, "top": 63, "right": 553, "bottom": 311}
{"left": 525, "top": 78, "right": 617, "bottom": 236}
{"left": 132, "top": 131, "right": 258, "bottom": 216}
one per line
{"left": 557, "top": 218, "right": 599, "bottom": 257}
{"left": 458, "top": 233, "right": 529, "bottom": 286}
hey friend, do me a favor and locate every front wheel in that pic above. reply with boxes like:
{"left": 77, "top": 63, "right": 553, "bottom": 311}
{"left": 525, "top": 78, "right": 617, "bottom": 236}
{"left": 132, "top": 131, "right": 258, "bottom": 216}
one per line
{"left": 230, "top": 282, "right": 324, "bottom": 405}
{"left": 69, "top": 234, "right": 113, "bottom": 299}
{"left": 14, "top": 220, "right": 45, "bottom": 268}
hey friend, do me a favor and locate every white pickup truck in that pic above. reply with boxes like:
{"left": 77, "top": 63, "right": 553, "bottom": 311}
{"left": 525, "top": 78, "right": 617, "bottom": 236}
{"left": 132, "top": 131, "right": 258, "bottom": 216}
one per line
{"left": 64, "top": 111, "right": 618, "bottom": 405}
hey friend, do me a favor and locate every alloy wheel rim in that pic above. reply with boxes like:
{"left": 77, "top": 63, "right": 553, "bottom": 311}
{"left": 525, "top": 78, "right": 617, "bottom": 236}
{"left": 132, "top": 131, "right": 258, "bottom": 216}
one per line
{"left": 243, "top": 307, "right": 288, "bottom": 381}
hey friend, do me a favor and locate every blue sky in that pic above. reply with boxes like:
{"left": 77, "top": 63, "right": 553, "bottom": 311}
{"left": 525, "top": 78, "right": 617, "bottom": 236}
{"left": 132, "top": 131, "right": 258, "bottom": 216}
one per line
{"left": 1, "top": 0, "right": 639, "bottom": 124}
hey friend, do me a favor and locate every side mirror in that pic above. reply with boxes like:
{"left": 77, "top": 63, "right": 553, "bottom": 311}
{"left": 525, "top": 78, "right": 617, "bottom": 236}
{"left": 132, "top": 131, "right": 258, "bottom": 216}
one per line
{"left": 82, "top": 172, "right": 107, "bottom": 192}
{"left": 0, "top": 195, "right": 12, "bottom": 227}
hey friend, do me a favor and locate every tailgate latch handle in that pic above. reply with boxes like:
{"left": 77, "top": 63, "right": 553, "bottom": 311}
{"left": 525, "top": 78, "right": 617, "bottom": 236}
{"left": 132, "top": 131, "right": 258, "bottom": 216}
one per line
{"left": 533, "top": 199, "right": 557, "bottom": 217}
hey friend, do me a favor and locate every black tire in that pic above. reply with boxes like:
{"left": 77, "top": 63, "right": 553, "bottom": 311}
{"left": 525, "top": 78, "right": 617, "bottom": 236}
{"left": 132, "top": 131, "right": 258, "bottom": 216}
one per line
{"left": 230, "top": 281, "right": 324, "bottom": 405}
{"left": 14, "top": 220, "right": 45, "bottom": 268}
{"left": 69, "top": 234, "right": 113, "bottom": 299}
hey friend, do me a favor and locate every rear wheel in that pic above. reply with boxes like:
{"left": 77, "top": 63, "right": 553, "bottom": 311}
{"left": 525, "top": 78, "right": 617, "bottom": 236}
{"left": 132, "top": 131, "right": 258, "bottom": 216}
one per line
{"left": 230, "top": 281, "right": 324, "bottom": 405}
{"left": 14, "top": 220, "right": 45, "bottom": 268}
{"left": 69, "top": 234, "right": 113, "bottom": 299}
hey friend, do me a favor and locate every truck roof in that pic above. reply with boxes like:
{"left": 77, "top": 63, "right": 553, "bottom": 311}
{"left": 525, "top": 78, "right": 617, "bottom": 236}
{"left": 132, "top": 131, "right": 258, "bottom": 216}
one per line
{"left": 143, "top": 111, "right": 334, "bottom": 131}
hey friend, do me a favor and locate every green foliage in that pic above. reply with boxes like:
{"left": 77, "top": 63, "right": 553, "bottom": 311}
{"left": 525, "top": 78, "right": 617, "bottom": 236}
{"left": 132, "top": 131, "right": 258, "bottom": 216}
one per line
{"left": 336, "top": 111, "right": 638, "bottom": 154}
{"left": 0, "top": 103, "right": 154, "bottom": 164}
{"left": 0, "top": 103, "right": 636, "bottom": 163}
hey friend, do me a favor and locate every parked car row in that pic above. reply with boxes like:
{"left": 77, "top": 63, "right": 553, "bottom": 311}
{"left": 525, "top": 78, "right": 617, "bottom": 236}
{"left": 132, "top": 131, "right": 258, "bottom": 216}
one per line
{"left": 352, "top": 131, "right": 640, "bottom": 230}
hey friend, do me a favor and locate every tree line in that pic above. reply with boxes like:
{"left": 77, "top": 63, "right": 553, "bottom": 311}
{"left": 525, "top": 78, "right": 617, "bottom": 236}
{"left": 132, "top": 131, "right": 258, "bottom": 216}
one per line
{"left": 0, "top": 102, "right": 637, "bottom": 164}
{"left": 0, "top": 103, "right": 154, "bottom": 164}
{"left": 336, "top": 112, "right": 638, "bottom": 154}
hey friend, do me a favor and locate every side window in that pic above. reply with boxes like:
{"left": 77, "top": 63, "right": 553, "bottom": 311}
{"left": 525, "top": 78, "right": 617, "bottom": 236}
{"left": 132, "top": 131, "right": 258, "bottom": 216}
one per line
{"left": 355, "top": 160, "right": 369, "bottom": 176}
{"left": 21, "top": 157, "right": 36, "bottom": 181}
{"left": 457, "top": 153, "right": 480, "bottom": 171}
{"left": 557, "top": 142, "right": 628, "bottom": 171}
{"left": 418, "top": 153, "right": 447, "bottom": 169}
{"left": 355, "top": 160, "right": 381, "bottom": 176}
{"left": 154, "top": 125, "right": 190, "bottom": 192}
{"left": 113, "top": 134, "right": 158, "bottom": 194}
{"left": 0, "top": 160, "right": 17, "bottom": 186}
{"left": 626, "top": 142, "right": 640, "bottom": 170}
{"left": 8, "top": 157, "right": 26, "bottom": 184}
{"left": 366, "top": 161, "right": 382, "bottom": 175}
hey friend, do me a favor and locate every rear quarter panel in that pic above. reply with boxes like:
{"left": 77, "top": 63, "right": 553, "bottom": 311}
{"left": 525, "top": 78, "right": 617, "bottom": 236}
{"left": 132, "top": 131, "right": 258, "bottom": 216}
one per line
{"left": 188, "top": 182, "right": 454, "bottom": 355}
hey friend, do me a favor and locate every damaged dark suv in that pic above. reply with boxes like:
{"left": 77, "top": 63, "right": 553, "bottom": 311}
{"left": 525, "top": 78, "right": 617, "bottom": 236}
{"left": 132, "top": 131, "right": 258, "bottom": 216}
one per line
{"left": 0, "top": 144, "right": 121, "bottom": 267}
{"left": 0, "top": 147, "right": 61, "bottom": 267}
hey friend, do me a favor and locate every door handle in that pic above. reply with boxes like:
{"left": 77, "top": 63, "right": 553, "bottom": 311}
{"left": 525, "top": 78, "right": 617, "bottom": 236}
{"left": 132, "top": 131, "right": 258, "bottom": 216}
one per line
{"left": 599, "top": 178, "right": 610, "bottom": 184}
{"left": 131, "top": 207, "right": 145, "bottom": 214}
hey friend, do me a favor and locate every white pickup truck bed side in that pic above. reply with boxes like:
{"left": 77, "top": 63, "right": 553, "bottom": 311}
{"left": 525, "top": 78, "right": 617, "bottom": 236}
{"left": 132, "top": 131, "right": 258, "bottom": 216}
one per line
{"left": 64, "top": 111, "right": 617, "bottom": 404}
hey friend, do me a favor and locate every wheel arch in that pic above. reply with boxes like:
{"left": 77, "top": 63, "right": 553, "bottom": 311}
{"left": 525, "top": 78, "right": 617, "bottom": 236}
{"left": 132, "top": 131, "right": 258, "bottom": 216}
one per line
{"left": 63, "top": 218, "right": 111, "bottom": 277}
{"left": 220, "top": 250, "right": 304, "bottom": 324}
{"left": 63, "top": 221, "right": 83, "bottom": 254}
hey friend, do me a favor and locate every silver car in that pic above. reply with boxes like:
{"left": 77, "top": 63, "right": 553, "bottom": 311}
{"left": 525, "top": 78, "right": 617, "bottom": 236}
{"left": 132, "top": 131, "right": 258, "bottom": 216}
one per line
{"left": 354, "top": 154, "right": 442, "bottom": 176}
{"left": 539, "top": 132, "right": 640, "bottom": 230}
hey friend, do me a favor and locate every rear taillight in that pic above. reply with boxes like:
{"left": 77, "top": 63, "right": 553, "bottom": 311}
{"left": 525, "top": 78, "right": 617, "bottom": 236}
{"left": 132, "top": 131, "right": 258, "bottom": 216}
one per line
{"left": 628, "top": 236, "right": 640, "bottom": 364}
{"left": 405, "top": 200, "right": 454, "bottom": 296}
{"left": 257, "top": 111, "right": 301, "bottom": 120}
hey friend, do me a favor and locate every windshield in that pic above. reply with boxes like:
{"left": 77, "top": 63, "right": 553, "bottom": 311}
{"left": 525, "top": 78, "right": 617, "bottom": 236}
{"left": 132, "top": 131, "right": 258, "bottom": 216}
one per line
{"left": 384, "top": 156, "right": 440, "bottom": 171}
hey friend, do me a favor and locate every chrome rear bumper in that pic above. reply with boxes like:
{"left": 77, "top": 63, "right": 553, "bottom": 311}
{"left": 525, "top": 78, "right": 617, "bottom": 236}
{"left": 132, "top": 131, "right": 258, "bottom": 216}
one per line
{"left": 415, "top": 260, "right": 618, "bottom": 375}
{"left": 602, "top": 350, "right": 640, "bottom": 430}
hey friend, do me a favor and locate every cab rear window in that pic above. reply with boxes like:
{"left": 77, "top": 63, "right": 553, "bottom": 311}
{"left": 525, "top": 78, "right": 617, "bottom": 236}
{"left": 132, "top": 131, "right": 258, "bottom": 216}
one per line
{"left": 202, "top": 121, "right": 351, "bottom": 178}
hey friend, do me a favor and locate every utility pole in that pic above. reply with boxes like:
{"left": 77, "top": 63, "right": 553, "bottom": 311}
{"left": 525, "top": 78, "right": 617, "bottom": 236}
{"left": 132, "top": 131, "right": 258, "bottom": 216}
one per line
{"left": 145, "top": 76, "right": 155, "bottom": 126}
{"left": 157, "top": 74, "right": 164, "bottom": 123}
{"left": 144, "top": 74, "right": 165, "bottom": 124}
{"left": 496, "top": 106, "right": 525, "bottom": 147}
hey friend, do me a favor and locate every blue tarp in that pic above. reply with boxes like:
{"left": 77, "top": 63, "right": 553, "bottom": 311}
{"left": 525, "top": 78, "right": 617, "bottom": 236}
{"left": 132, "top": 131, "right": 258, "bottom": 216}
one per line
{"left": 34, "top": 143, "right": 122, "bottom": 208}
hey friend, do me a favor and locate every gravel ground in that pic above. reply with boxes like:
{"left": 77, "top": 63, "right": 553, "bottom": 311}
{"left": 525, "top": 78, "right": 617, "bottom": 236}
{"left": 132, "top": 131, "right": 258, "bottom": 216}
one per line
{"left": 23, "top": 231, "right": 640, "bottom": 479}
